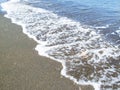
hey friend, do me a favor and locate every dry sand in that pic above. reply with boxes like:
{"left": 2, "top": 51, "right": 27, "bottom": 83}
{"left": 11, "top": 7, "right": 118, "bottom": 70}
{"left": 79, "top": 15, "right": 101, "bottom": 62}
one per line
{"left": 0, "top": 14, "right": 94, "bottom": 90}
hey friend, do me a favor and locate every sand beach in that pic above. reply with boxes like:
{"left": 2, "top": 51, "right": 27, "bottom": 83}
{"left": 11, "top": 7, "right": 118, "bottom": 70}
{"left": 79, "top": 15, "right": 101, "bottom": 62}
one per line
{"left": 0, "top": 14, "right": 79, "bottom": 90}
{"left": 0, "top": 14, "right": 95, "bottom": 90}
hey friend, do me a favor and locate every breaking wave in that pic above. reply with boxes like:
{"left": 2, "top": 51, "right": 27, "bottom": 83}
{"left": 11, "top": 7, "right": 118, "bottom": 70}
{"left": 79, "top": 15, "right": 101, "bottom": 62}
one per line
{"left": 1, "top": 0, "right": 120, "bottom": 90}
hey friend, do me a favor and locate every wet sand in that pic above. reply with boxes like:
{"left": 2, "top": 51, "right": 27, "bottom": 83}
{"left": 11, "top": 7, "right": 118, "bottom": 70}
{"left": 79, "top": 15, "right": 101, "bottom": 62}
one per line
{"left": 0, "top": 14, "right": 94, "bottom": 90}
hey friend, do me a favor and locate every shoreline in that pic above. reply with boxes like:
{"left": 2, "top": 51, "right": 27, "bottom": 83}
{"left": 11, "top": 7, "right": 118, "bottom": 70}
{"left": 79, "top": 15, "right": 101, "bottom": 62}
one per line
{"left": 0, "top": 14, "right": 79, "bottom": 90}
{"left": 0, "top": 14, "right": 95, "bottom": 90}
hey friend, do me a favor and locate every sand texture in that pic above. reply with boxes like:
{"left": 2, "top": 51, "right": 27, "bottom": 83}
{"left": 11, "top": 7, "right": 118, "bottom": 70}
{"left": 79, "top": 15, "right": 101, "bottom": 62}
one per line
{"left": 0, "top": 14, "right": 95, "bottom": 90}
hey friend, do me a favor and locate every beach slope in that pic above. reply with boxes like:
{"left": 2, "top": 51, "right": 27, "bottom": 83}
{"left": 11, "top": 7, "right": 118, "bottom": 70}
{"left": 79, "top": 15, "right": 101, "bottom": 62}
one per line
{"left": 0, "top": 15, "right": 79, "bottom": 90}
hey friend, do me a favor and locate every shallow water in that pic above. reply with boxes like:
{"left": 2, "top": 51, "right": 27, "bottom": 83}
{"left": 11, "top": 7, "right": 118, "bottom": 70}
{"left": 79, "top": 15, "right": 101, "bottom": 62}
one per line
{"left": 1, "top": 0, "right": 120, "bottom": 90}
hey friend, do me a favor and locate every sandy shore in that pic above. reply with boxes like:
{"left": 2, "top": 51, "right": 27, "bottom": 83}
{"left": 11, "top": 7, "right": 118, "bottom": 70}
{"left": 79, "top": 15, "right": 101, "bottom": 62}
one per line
{"left": 0, "top": 14, "right": 94, "bottom": 90}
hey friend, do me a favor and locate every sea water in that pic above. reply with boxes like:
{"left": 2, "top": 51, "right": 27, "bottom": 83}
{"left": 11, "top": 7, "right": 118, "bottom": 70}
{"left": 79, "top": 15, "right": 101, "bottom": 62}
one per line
{"left": 1, "top": 0, "right": 120, "bottom": 90}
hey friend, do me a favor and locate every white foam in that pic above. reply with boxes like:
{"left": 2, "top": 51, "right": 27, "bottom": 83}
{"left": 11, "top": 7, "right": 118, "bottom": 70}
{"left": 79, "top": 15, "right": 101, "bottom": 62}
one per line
{"left": 9, "top": 0, "right": 20, "bottom": 2}
{"left": 95, "top": 24, "right": 110, "bottom": 29}
{"left": 1, "top": 1, "right": 120, "bottom": 90}
{"left": 116, "top": 30, "right": 120, "bottom": 35}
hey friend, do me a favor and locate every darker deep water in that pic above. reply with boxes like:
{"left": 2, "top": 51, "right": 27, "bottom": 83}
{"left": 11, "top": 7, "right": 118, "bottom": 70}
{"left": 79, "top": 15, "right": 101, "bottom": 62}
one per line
{"left": 23, "top": 0, "right": 120, "bottom": 45}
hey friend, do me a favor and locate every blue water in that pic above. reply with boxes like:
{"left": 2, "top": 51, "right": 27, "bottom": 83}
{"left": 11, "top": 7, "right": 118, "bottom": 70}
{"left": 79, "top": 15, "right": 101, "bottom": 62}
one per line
{"left": 0, "top": 0, "right": 7, "bottom": 14}
{"left": 23, "top": 0, "right": 120, "bottom": 45}
{"left": 1, "top": 0, "right": 120, "bottom": 44}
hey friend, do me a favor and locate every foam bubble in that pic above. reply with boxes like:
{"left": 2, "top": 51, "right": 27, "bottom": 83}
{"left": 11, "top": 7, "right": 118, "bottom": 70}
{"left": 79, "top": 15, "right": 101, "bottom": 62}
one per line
{"left": 116, "top": 30, "right": 120, "bottom": 35}
{"left": 1, "top": 1, "right": 120, "bottom": 90}
{"left": 9, "top": 0, "right": 20, "bottom": 2}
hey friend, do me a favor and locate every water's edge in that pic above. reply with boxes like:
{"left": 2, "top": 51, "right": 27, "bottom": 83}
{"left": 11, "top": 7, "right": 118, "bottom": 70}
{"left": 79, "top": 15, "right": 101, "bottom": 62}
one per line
{"left": 1, "top": 1, "right": 120, "bottom": 90}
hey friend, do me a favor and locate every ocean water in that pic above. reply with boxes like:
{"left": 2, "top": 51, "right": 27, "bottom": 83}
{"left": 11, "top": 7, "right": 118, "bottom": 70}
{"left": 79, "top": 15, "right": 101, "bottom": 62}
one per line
{"left": 0, "top": 0, "right": 7, "bottom": 14}
{"left": 1, "top": 0, "right": 120, "bottom": 90}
